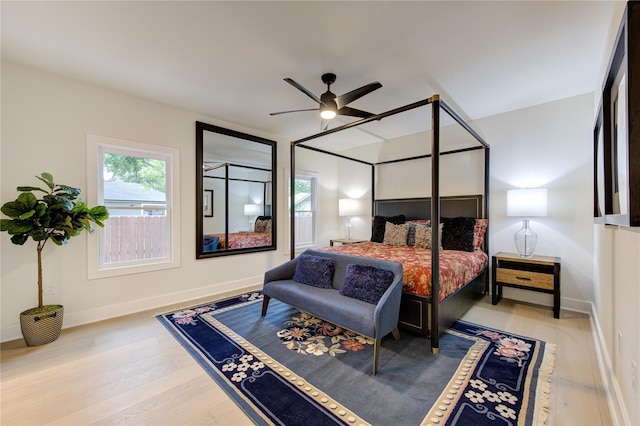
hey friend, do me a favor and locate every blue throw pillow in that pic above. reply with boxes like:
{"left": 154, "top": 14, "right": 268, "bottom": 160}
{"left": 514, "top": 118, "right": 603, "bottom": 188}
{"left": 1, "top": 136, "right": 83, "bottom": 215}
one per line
{"left": 203, "top": 235, "right": 219, "bottom": 252}
{"left": 339, "top": 264, "right": 395, "bottom": 305}
{"left": 292, "top": 254, "right": 336, "bottom": 289}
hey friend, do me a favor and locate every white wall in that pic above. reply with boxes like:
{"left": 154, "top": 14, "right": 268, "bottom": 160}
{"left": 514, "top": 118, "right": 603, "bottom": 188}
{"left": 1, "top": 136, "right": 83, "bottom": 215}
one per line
{"left": 0, "top": 62, "right": 291, "bottom": 342}
{"left": 474, "top": 93, "right": 595, "bottom": 309}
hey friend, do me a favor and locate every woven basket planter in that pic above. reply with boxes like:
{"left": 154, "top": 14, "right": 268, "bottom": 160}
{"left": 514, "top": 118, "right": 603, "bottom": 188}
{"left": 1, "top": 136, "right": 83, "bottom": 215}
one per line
{"left": 19, "top": 305, "right": 64, "bottom": 346}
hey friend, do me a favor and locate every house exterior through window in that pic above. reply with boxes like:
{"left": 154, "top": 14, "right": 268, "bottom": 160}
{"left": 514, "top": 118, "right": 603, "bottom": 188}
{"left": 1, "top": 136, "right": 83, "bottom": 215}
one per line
{"left": 87, "top": 134, "right": 180, "bottom": 278}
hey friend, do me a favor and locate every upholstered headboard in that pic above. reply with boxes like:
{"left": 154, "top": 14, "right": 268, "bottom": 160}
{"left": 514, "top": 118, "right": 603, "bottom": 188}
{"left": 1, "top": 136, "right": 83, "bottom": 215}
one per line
{"left": 374, "top": 195, "right": 484, "bottom": 220}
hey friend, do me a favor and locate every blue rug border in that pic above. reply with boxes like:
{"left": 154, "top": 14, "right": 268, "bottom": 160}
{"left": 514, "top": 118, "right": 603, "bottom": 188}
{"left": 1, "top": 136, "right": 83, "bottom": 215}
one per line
{"left": 156, "top": 294, "right": 272, "bottom": 426}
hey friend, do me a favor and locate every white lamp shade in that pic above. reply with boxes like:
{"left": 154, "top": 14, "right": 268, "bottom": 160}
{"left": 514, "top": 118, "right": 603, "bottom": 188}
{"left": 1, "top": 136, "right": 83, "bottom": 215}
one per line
{"left": 507, "top": 188, "right": 547, "bottom": 217}
{"left": 338, "top": 198, "right": 359, "bottom": 216}
{"left": 244, "top": 204, "right": 261, "bottom": 216}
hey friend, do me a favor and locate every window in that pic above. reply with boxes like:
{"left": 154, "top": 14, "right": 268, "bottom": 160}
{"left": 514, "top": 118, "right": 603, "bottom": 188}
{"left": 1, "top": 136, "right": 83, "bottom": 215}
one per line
{"left": 293, "top": 174, "right": 316, "bottom": 248}
{"left": 87, "top": 134, "right": 180, "bottom": 278}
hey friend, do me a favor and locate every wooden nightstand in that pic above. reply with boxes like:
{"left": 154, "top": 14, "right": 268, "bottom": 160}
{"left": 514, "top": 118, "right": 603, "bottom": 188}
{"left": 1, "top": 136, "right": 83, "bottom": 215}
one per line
{"left": 329, "top": 238, "right": 366, "bottom": 246}
{"left": 492, "top": 252, "right": 561, "bottom": 318}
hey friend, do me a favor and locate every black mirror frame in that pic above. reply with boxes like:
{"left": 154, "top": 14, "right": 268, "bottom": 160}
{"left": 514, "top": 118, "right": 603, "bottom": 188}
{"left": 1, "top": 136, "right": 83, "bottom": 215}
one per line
{"left": 196, "top": 121, "right": 277, "bottom": 258}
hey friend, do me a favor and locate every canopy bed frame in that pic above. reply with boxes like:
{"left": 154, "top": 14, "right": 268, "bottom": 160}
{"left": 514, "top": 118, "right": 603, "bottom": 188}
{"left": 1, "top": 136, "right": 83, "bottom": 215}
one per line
{"left": 203, "top": 161, "right": 272, "bottom": 250}
{"left": 288, "top": 94, "right": 490, "bottom": 353}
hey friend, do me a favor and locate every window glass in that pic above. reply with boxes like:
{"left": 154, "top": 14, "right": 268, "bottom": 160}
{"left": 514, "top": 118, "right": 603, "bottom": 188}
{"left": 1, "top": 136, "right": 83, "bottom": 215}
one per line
{"left": 294, "top": 174, "right": 316, "bottom": 247}
{"left": 87, "top": 134, "right": 180, "bottom": 278}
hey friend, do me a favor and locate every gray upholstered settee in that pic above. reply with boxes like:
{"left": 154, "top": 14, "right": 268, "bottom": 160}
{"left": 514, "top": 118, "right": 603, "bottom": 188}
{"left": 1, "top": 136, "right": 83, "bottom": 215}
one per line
{"left": 261, "top": 249, "right": 403, "bottom": 375}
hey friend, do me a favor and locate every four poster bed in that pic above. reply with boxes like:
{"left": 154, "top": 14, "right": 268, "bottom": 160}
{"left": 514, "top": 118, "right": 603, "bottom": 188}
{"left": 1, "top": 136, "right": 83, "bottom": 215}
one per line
{"left": 203, "top": 162, "right": 272, "bottom": 251}
{"left": 289, "top": 95, "right": 490, "bottom": 353}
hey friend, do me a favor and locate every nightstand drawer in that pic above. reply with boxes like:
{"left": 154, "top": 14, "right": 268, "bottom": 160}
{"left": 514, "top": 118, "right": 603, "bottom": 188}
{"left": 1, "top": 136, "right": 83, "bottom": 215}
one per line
{"left": 496, "top": 268, "right": 554, "bottom": 290}
{"left": 492, "top": 252, "right": 561, "bottom": 318}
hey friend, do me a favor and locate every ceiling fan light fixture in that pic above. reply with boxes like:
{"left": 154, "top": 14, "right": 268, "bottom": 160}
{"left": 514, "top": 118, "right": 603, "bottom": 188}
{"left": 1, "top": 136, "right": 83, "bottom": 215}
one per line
{"left": 320, "top": 108, "right": 337, "bottom": 120}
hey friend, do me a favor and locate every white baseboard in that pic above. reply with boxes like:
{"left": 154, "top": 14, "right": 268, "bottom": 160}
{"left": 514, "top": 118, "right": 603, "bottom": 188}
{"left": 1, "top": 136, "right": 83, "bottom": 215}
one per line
{"left": 589, "top": 302, "right": 630, "bottom": 426}
{"left": 1, "top": 276, "right": 263, "bottom": 343}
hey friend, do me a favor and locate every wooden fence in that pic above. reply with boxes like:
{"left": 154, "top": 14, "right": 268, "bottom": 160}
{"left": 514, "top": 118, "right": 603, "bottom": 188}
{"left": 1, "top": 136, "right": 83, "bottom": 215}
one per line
{"left": 294, "top": 215, "right": 313, "bottom": 245}
{"left": 102, "top": 216, "right": 167, "bottom": 263}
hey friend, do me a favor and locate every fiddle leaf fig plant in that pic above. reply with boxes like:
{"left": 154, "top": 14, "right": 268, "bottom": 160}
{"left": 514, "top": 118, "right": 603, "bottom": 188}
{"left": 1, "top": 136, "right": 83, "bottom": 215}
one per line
{"left": 0, "top": 172, "right": 109, "bottom": 312}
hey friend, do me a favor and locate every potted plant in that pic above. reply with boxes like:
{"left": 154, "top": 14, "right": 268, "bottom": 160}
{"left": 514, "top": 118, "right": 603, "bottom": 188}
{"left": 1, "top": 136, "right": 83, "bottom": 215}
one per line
{"left": 0, "top": 172, "right": 109, "bottom": 346}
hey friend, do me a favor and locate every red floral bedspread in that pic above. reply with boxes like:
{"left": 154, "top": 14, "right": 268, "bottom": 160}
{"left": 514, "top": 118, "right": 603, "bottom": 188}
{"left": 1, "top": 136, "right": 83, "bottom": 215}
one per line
{"left": 217, "top": 232, "right": 272, "bottom": 249}
{"left": 321, "top": 242, "right": 488, "bottom": 302}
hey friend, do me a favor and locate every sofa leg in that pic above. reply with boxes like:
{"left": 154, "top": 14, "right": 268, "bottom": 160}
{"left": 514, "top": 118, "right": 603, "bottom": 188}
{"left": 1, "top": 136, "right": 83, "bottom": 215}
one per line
{"left": 373, "top": 339, "right": 381, "bottom": 375}
{"left": 261, "top": 295, "right": 271, "bottom": 316}
{"left": 392, "top": 327, "right": 401, "bottom": 341}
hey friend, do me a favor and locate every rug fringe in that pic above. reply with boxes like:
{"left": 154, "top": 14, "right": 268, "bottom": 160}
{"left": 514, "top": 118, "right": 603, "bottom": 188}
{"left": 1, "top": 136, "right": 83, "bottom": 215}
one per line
{"left": 532, "top": 342, "right": 557, "bottom": 425}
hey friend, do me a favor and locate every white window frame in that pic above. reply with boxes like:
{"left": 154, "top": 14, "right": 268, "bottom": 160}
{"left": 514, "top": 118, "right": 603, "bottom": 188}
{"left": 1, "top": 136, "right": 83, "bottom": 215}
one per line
{"left": 87, "top": 134, "right": 181, "bottom": 279}
{"left": 293, "top": 172, "right": 317, "bottom": 249}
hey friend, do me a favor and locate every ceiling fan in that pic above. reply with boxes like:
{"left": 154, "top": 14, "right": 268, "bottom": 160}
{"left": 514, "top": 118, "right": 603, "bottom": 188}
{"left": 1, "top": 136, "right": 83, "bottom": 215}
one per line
{"left": 270, "top": 73, "right": 382, "bottom": 120}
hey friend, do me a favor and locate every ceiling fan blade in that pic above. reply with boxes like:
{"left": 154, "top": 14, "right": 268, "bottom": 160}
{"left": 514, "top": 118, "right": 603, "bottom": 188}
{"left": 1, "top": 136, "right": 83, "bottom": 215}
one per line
{"left": 334, "top": 81, "right": 382, "bottom": 109}
{"left": 336, "top": 106, "right": 375, "bottom": 119}
{"left": 270, "top": 108, "right": 319, "bottom": 116}
{"left": 284, "top": 78, "right": 324, "bottom": 105}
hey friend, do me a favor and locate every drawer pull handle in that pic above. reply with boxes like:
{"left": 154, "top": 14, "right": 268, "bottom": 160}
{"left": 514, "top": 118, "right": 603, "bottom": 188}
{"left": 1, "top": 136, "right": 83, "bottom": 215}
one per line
{"left": 515, "top": 276, "right": 532, "bottom": 281}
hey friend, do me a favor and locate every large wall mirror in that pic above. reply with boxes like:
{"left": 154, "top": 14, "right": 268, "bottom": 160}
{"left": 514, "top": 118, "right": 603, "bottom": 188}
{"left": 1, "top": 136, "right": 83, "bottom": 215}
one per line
{"left": 196, "top": 121, "right": 277, "bottom": 258}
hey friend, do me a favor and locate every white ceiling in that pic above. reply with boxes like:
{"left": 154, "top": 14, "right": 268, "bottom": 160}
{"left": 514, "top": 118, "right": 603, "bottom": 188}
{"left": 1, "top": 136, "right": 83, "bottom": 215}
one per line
{"left": 1, "top": 1, "right": 620, "bottom": 145}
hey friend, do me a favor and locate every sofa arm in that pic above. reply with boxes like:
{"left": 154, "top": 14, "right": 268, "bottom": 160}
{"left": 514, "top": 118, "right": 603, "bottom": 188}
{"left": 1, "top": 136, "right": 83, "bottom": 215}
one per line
{"left": 264, "top": 258, "right": 298, "bottom": 284}
{"left": 373, "top": 270, "right": 403, "bottom": 338}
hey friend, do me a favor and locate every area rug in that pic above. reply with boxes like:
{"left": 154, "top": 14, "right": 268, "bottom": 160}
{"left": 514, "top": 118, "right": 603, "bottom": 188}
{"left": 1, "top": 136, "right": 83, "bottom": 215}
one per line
{"left": 157, "top": 293, "right": 555, "bottom": 425}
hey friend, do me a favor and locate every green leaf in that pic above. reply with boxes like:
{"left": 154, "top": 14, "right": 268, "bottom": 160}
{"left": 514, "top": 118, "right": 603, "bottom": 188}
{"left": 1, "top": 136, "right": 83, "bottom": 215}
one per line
{"left": 37, "top": 173, "right": 55, "bottom": 189}
{"left": 4, "top": 221, "right": 34, "bottom": 235}
{"left": 17, "top": 186, "right": 47, "bottom": 193}
{"left": 34, "top": 203, "right": 47, "bottom": 217}
{"left": 31, "top": 229, "right": 48, "bottom": 241}
{"left": 18, "top": 210, "right": 35, "bottom": 220}
{"left": 89, "top": 205, "right": 109, "bottom": 221}
{"left": 10, "top": 235, "right": 28, "bottom": 245}
{"left": 1, "top": 201, "right": 24, "bottom": 218}
{"left": 57, "top": 185, "right": 81, "bottom": 198}
{"left": 2, "top": 193, "right": 38, "bottom": 218}
{"left": 71, "top": 200, "right": 88, "bottom": 214}
{"left": 17, "top": 193, "right": 38, "bottom": 210}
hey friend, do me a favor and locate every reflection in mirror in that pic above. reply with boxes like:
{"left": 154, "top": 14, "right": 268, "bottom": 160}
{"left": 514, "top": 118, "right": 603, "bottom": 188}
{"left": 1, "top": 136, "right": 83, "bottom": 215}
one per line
{"left": 196, "top": 121, "right": 276, "bottom": 258}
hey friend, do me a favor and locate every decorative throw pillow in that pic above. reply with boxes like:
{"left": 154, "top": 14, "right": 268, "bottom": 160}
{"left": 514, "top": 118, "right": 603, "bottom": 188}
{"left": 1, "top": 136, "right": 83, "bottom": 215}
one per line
{"left": 254, "top": 219, "right": 268, "bottom": 233}
{"left": 292, "top": 254, "right": 336, "bottom": 289}
{"left": 473, "top": 219, "right": 488, "bottom": 251}
{"left": 371, "top": 215, "right": 406, "bottom": 243}
{"left": 264, "top": 219, "right": 272, "bottom": 234}
{"left": 203, "top": 235, "right": 220, "bottom": 252}
{"left": 382, "top": 222, "right": 409, "bottom": 246}
{"left": 442, "top": 217, "right": 477, "bottom": 252}
{"left": 414, "top": 224, "right": 443, "bottom": 249}
{"left": 339, "top": 264, "right": 395, "bottom": 305}
{"left": 407, "top": 222, "right": 417, "bottom": 246}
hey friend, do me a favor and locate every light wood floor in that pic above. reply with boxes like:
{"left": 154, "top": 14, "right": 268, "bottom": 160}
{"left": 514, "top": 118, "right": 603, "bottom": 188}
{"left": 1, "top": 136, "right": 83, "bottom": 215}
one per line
{"left": 1, "top": 295, "right": 611, "bottom": 425}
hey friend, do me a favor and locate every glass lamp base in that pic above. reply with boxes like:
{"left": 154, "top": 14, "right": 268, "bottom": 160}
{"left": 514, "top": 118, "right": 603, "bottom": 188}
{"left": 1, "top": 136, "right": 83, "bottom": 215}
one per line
{"left": 344, "top": 219, "right": 353, "bottom": 240}
{"left": 514, "top": 218, "right": 537, "bottom": 258}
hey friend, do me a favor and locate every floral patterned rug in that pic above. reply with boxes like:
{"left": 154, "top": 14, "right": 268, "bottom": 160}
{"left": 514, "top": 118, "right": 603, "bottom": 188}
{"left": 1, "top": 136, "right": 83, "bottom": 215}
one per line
{"left": 158, "top": 293, "right": 555, "bottom": 425}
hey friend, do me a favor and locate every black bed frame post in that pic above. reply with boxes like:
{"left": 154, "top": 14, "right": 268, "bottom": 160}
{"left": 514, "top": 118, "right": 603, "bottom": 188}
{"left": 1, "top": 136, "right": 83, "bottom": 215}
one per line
{"left": 290, "top": 142, "right": 296, "bottom": 260}
{"left": 224, "top": 163, "right": 230, "bottom": 250}
{"left": 431, "top": 95, "right": 441, "bottom": 354}
{"left": 484, "top": 147, "right": 491, "bottom": 294}
{"left": 371, "top": 165, "right": 376, "bottom": 219}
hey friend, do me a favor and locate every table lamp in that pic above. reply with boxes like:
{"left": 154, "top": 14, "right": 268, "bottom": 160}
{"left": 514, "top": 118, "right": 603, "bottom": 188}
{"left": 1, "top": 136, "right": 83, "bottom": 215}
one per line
{"left": 507, "top": 188, "right": 547, "bottom": 258}
{"left": 338, "top": 198, "right": 359, "bottom": 240}
{"left": 244, "top": 203, "right": 261, "bottom": 230}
